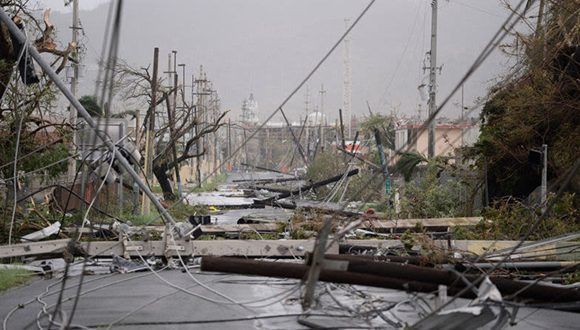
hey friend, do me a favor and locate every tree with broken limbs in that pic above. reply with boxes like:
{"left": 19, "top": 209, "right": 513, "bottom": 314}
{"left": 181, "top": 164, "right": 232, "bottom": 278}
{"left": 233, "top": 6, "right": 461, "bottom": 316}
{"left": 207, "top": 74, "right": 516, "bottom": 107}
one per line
{"left": 116, "top": 62, "right": 227, "bottom": 200}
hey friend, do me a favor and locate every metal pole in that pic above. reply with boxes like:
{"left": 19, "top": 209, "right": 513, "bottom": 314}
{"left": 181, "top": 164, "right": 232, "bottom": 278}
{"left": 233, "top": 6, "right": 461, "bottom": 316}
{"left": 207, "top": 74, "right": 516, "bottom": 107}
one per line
{"left": 428, "top": 0, "right": 438, "bottom": 159}
{"left": 0, "top": 12, "right": 181, "bottom": 226}
{"left": 541, "top": 144, "right": 547, "bottom": 214}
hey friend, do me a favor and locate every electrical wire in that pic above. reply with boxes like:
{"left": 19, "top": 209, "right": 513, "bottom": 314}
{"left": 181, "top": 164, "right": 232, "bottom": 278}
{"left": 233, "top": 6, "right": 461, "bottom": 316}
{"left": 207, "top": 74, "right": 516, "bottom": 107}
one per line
{"left": 136, "top": 0, "right": 378, "bottom": 227}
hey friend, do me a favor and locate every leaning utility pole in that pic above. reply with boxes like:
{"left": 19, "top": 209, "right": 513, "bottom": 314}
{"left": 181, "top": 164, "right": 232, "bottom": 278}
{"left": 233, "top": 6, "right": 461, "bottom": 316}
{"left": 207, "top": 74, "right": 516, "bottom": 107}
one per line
{"left": 141, "top": 47, "right": 159, "bottom": 215}
{"left": 427, "top": 0, "right": 438, "bottom": 159}
{"left": 541, "top": 144, "right": 547, "bottom": 214}
{"left": 67, "top": 0, "right": 80, "bottom": 180}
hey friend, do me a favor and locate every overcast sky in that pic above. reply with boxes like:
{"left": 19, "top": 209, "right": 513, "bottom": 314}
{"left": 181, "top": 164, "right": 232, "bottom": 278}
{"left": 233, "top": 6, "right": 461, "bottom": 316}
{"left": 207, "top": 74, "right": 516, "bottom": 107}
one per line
{"left": 37, "top": 0, "right": 524, "bottom": 123}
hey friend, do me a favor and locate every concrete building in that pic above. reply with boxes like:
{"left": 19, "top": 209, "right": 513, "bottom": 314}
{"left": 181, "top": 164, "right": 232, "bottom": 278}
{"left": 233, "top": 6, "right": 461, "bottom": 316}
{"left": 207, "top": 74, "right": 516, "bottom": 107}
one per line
{"left": 395, "top": 121, "right": 480, "bottom": 158}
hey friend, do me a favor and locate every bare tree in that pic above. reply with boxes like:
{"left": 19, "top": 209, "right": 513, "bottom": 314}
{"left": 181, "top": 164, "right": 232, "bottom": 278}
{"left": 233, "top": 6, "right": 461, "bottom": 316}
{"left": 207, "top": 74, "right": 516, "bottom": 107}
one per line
{"left": 116, "top": 62, "right": 227, "bottom": 200}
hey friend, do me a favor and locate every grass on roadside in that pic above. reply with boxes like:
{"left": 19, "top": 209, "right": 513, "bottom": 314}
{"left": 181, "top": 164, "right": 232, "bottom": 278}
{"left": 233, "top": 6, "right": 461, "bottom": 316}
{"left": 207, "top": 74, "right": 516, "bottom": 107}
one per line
{"left": 0, "top": 268, "right": 33, "bottom": 292}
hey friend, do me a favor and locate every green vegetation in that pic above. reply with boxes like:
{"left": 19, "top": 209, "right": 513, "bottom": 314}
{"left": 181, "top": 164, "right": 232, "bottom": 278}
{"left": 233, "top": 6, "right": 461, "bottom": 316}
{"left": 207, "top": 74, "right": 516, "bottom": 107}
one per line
{"left": 78, "top": 95, "right": 103, "bottom": 117}
{"left": 470, "top": 1, "right": 579, "bottom": 200}
{"left": 359, "top": 113, "right": 395, "bottom": 150}
{"left": 454, "top": 192, "right": 579, "bottom": 241}
{"left": 0, "top": 268, "right": 32, "bottom": 292}
{"left": 396, "top": 160, "right": 463, "bottom": 219}
{"left": 306, "top": 150, "right": 383, "bottom": 202}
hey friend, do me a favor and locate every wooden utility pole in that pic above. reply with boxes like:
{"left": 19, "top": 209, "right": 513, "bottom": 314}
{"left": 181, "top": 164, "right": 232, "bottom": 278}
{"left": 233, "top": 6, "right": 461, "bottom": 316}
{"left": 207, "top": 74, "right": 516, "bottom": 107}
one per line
{"left": 141, "top": 47, "right": 159, "bottom": 215}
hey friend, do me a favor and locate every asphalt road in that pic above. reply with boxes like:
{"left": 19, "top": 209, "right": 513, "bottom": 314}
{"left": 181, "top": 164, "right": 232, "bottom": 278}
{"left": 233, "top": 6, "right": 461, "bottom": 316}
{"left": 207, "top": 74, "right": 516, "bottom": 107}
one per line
{"left": 1, "top": 269, "right": 578, "bottom": 329}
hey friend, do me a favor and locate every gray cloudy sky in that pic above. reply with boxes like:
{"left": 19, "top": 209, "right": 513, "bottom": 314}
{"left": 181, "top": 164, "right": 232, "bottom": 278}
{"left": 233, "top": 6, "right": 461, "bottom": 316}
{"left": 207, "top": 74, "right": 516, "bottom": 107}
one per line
{"left": 41, "top": 0, "right": 519, "bottom": 123}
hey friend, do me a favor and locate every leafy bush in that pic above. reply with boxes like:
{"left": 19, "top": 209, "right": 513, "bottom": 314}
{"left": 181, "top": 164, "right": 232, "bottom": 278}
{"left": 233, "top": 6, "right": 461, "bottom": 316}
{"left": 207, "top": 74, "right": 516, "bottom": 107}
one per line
{"left": 454, "top": 193, "right": 579, "bottom": 240}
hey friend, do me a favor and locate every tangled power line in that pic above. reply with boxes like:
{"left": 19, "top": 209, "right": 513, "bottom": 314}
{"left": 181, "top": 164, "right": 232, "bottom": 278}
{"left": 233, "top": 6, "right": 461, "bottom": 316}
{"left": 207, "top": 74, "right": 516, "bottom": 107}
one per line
{"left": 1, "top": 0, "right": 578, "bottom": 328}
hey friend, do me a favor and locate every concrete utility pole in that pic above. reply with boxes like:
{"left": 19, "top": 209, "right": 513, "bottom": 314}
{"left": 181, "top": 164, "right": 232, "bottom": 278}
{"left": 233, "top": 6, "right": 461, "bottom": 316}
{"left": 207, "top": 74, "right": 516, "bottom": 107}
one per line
{"left": 141, "top": 47, "right": 159, "bottom": 215}
{"left": 67, "top": 0, "right": 80, "bottom": 180}
{"left": 319, "top": 84, "right": 326, "bottom": 151}
{"left": 342, "top": 18, "right": 352, "bottom": 139}
{"left": 427, "top": 0, "right": 438, "bottom": 159}
{"left": 170, "top": 51, "right": 182, "bottom": 197}
{"left": 178, "top": 63, "right": 186, "bottom": 188}
{"left": 194, "top": 66, "right": 208, "bottom": 187}
{"left": 541, "top": 144, "right": 548, "bottom": 214}
{"left": 189, "top": 73, "right": 195, "bottom": 179}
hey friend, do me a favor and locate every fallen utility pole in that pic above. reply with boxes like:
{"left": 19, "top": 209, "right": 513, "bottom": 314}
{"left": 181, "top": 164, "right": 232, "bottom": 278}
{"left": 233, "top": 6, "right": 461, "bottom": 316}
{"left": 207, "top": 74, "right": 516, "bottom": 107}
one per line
{"left": 241, "top": 162, "right": 286, "bottom": 174}
{"left": 279, "top": 168, "right": 359, "bottom": 200}
{"left": 232, "top": 177, "right": 300, "bottom": 184}
{"left": 280, "top": 107, "right": 308, "bottom": 166}
{"left": 303, "top": 218, "right": 332, "bottom": 309}
{"left": 256, "top": 168, "right": 359, "bottom": 205}
{"left": 336, "top": 146, "right": 381, "bottom": 170}
{"left": 322, "top": 253, "right": 448, "bottom": 267}
{"left": 273, "top": 200, "right": 360, "bottom": 217}
{"left": 201, "top": 256, "right": 580, "bottom": 304}
{"left": 201, "top": 256, "right": 448, "bottom": 296}
{"left": 0, "top": 239, "right": 338, "bottom": 259}
{"left": 289, "top": 116, "right": 309, "bottom": 168}
{"left": 0, "top": 10, "right": 179, "bottom": 229}
{"left": 314, "top": 254, "right": 580, "bottom": 303}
